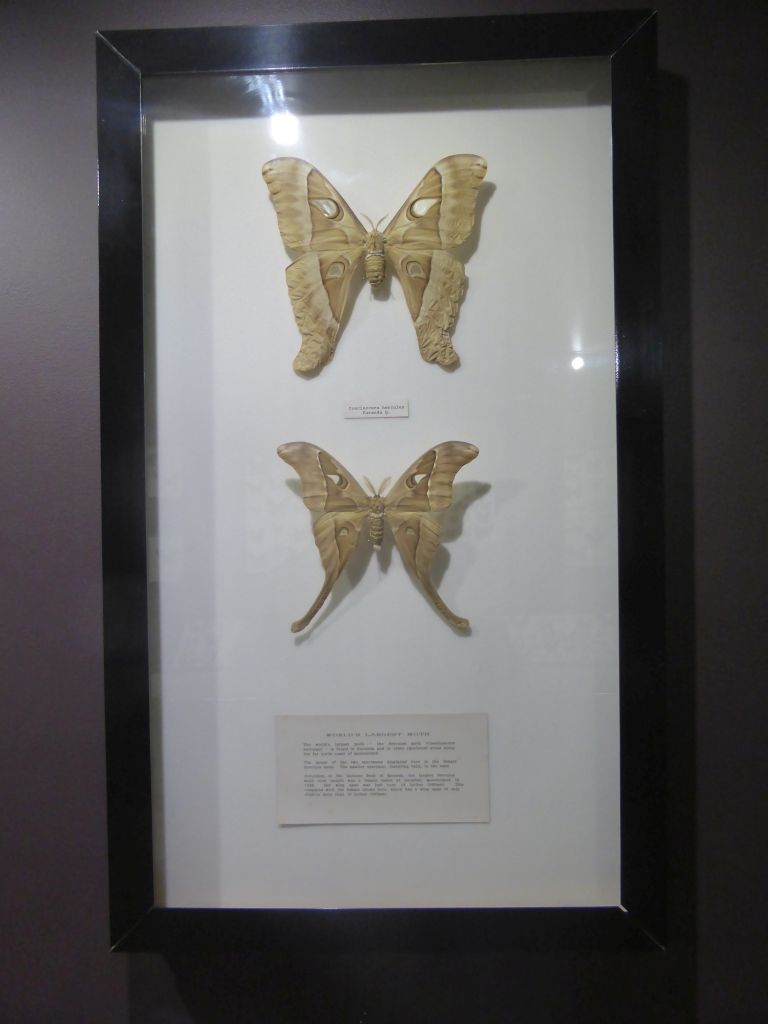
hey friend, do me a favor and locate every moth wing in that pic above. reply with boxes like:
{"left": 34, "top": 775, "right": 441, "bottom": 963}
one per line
{"left": 388, "top": 511, "right": 469, "bottom": 630}
{"left": 277, "top": 443, "right": 370, "bottom": 512}
{"left": 384, "top": 154, "right": 487, "bottom": 250}
{"left": 289, "top": 509, "right": 367, "bottom": 633}
{"left": 388, "top": 247, "right": 465, "bottom": 365}
{"left": 384, "top": 442, "right": 477, "bottom": 627}
{"left": 278, "top": 443, "right": 370, "bottom": 632}
{"left": 262, "top": 157, "right": 367, "bottom": 251}
{"left": 384, "top": 442, "right": 479, "bottom": 513}
{"left": 263, "top": 158, "right": 367, "bottom": 371}
{"left": 285, "top": 248, "right": 364, "bottom": 372}
{"left": 384, "top": 155, "right": 486, "bottom": 364}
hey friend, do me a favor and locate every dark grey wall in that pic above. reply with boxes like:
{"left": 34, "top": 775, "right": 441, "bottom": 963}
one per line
{"left": 2, "top": 1, "right": 765, "bottom": 1021}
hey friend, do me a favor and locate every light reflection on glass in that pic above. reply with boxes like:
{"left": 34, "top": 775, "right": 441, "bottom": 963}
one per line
{"left": 241, "top": 76, "right": 301, "bottom": 145}
{"left": 269, "top": 111, "right": 300, "bottom": 145}
{"left": 571, "top": 356, "right": 585, "bottom": 370}
{"left": 243, "top": 75, "right": 284, "bottom": 110}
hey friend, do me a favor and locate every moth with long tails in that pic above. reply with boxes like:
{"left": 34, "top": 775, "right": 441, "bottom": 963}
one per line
{"left": 277, "top": 441, "right": 479, "bottom": 631}
{"left": 262, "top": 155, "right": 488, "bottom": 373}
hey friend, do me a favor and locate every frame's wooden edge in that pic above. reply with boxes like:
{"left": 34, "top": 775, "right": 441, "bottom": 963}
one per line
{"left": 610, "top": 12, "right": 666, "bottom": 945}
{"left": 97, "top": 34, "right": 156, "bottom": 944}
{"left": 97, "top": 10, "right": 654, "bottom": 75}
{"left": 112, "top": 906, "right": 662, "bottom": 953}
{"left": 95, "top": 29, "right": 141, "bottom": 74}
{"left": 97, "top": 10, "right": 669, "bottom": 953}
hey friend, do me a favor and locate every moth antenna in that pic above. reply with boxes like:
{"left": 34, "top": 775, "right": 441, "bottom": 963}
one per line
{"left": 379, "top": 477, "right": 391, "bottom": 496}
{"left": 361, "top": 213, "right": 375, "bottom": 232}
{"left": 363, "top": 476, "right": 376, "bottom": 496}
{"left": 375, "top": 215, "right": 387, "bottom": 231}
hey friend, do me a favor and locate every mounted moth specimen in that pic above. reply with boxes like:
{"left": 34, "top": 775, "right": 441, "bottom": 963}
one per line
{"left": 262, "top": 155, "right": 488, "bottom": 373}
{"left": 277, "top": 441, "right": 479, "bottom": 631}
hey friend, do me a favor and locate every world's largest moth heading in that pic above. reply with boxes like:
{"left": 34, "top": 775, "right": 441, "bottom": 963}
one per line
{"left": 262, "top": 155, "right": 488, "bottom": 373}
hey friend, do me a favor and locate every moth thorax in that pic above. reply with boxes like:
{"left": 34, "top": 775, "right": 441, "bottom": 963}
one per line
{"left": 364, "top": 232, "right": 386, "bottom": 286}
{"left": 368, "top": 506, "right": 385, "bottom": 549}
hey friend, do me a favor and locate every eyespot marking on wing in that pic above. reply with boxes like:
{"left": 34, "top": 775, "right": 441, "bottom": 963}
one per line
{"left": 406, "top": 472, "right": 428, "bottom": 489}
{"left": 326, "top": 261, "right": 346, "bottom": 280}
{"left": 405, "top": 260, "right": 427, "bottom": 279}
{"left": 311, "top": 198, "right": 342, "bottom": 219}
{"left": 318, "top": 452, "right": 349, "bottom": 490}
{"left": 409, "top": 197, "right": 439, "bottom": 219}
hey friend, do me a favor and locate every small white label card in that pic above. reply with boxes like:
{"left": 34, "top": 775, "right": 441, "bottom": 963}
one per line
{"left": 344, "top": 399, "right": 409, "bottom": 419}
{"left": 275, "top": 713, "right": 489, "bottom": 825}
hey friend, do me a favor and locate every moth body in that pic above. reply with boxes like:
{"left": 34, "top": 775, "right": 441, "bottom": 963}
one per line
{"left": 363, "top": 231, "right": 386, "bottom": 286}
{"left": 367, "top": 497, "right": 386, "bottom": 549}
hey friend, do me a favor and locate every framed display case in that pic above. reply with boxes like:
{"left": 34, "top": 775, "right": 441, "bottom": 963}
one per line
{"left": 97, "top": 10, "right": 664, "bottom": 951}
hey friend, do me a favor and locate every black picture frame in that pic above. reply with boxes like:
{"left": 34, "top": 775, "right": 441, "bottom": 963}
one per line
{"left": 97, "top": 10, "right": 664, "bottom": 953}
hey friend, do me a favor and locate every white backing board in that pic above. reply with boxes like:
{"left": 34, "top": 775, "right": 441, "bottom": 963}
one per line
{"left": 144, "top": 58, "right": 620, "bottom": 909}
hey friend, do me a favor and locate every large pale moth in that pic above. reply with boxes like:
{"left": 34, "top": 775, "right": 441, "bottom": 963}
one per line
{"left": 277, "top": 441, "right": 479, "bottom": 631}
{"left": 262, "top": 155, "right": 488, "bottom": 373}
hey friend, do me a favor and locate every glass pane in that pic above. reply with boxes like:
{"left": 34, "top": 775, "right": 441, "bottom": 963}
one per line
{"left": 142, "top": 58, "right": 619, "bottom": 909}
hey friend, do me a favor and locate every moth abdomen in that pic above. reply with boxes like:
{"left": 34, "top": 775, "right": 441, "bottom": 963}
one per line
{"left": 364, "top": 249, "right": 385, "bottom": 287}
{"left": 363, "top": 230, "right": 386, "bottom": 286}
{"left": 368, "top": 509, "right": 385, "bottom": 549}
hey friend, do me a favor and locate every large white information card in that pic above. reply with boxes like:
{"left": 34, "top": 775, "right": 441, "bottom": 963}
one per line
{"left": 276, "top": 714, "right": 490, "bottom": 825}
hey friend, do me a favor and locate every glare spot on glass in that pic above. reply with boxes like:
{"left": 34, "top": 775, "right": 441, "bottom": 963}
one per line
{"left": 244, "top": 75, "right": 284, "bottom": 110}
{"left": 571, "top": 356, "right": 585, "bottom": 370}
{"left": 269, "top": 112, "right": 300, "bottom": 146}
